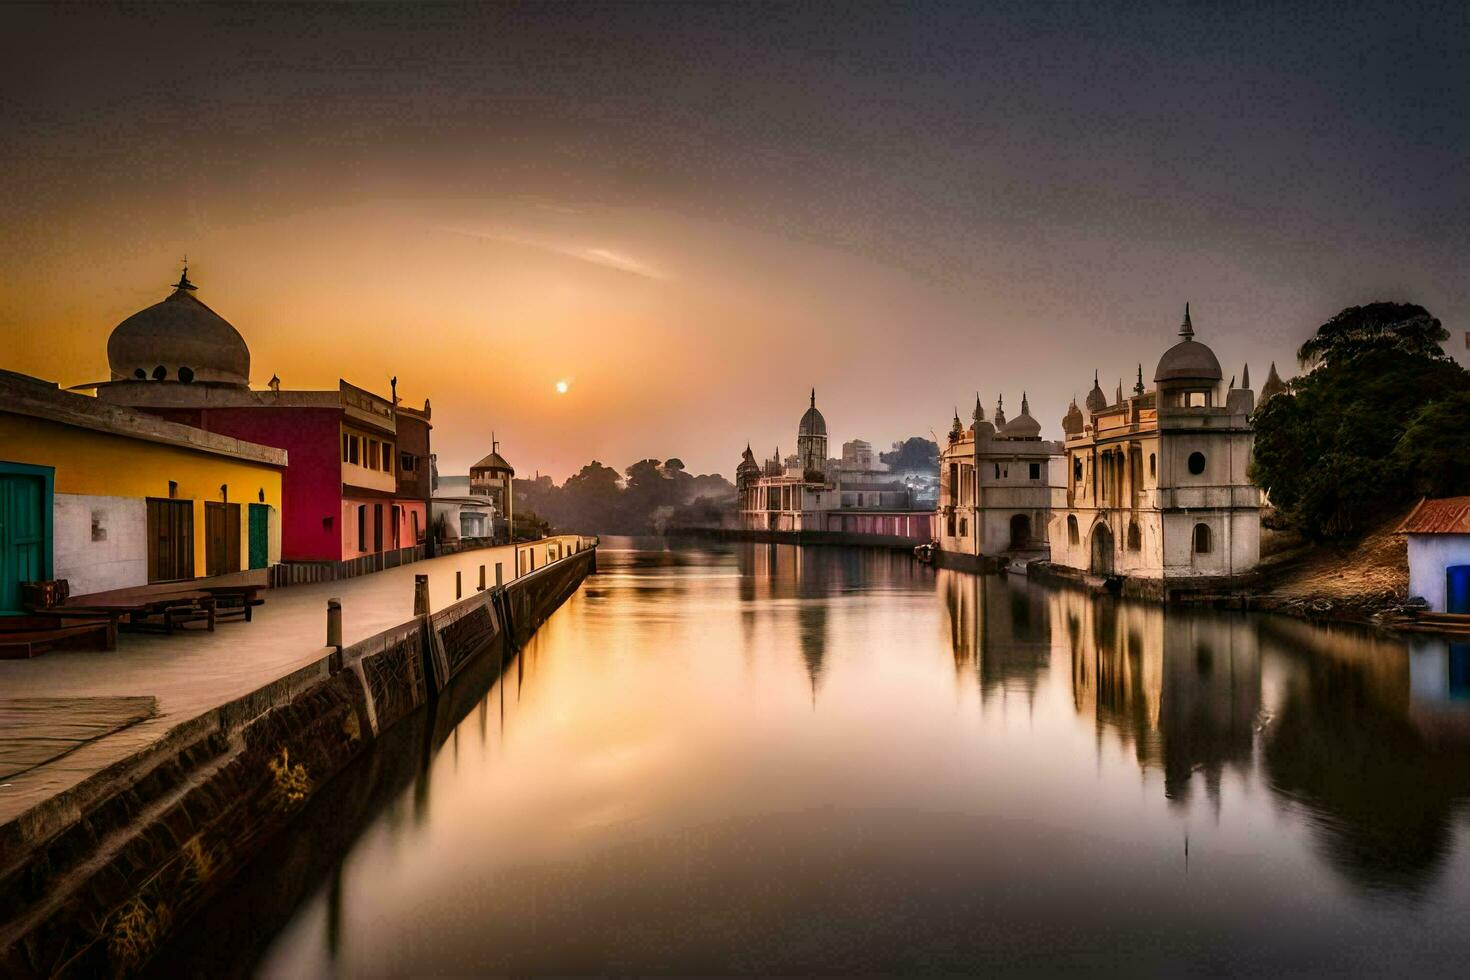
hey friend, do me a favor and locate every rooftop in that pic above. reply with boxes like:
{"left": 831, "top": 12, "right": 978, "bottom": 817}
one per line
{"left": 1397, "top": 497, "right": 1470, "bottom": 535}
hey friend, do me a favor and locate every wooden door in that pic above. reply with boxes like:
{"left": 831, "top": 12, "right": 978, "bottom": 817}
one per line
{"left": 205, "top": 502, "right": 241, "bottom": 577}
{"left": 248, "top": 503, "right": 269, "bottom": 569}
{"left": 147, "top": 498, "right": 194, "bottom": 583}
{"left": 0, "top": 473, "right": 48, "bottom": 613}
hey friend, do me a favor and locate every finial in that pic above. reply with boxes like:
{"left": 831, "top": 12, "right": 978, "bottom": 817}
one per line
{"left": 492, "top": 430, "right": 498, "bottom": 454}
{"left": 1134, "top": 363, "right": 1145, "bottom": 395}
{"left": 1180, "top": 302, "right": 1194, "bottom": 340}
{"left": 174, "top": 256, "right": 197, "bottom": 292}
{"left": 810, "top": 388, "right": 816, "bottom": 408}
{"left": 1021, "top": 391, "right": 1030, "bottom": 415}
{"left": 1094, "top": 368, "right": 1099, "bottom": 386}
{"left": 1242, "top": 363, "right": 1251, "bottom": 388}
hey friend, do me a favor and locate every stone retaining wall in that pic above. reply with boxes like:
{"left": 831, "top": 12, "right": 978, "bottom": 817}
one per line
{"left": 0, "top": 547, "right": 595, "bottom": 978}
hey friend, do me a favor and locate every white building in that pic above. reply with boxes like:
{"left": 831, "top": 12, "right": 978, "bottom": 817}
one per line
{"left": 1398, "top": 497, "right": 1470, "bottom": 614}
{"left": 736, "top": 391, "right": 931, "bottom": 542}
{"left": 1047, "top": 306, "right": 1262, "bottom": 591}
{"left": 936, "top": 393, "right": 1065, "bottom": 570}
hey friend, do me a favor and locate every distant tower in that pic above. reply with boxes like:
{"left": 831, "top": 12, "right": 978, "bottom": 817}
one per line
{"left": 797, "top": 389, "right": 828, "bottom": 480}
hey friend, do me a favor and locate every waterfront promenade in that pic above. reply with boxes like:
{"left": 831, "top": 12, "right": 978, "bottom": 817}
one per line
{"left": 0, "top": 537, "right": 580, "bottom": 826}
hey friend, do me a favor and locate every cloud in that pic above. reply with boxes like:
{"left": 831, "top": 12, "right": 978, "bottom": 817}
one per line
{"left": 441, "top": 226, "right": 669, "bottom": 281}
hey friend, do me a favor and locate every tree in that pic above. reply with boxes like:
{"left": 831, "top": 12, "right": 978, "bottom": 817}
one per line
{"left": 1296, "top": 302, "right": 1449, "bottom": 368}
{"left": 879, "top": 437, "right": 939, "bottom": 474}
{"left": 1252, "top": 303, "right": 1470, "bottom": 539}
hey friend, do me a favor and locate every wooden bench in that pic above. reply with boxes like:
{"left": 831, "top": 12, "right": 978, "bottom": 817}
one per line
{"left": 0, "top": 615, "right": 117, "bottom": 659}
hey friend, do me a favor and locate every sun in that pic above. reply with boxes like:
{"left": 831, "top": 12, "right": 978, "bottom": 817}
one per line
{"left": 555, "top": 380, "right": 569, "bottom": 394}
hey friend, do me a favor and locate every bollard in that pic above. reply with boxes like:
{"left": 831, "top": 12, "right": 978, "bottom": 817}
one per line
{"left": 478, "top": 564, "right": 486, "bottom": 591}
{"left": 495, "top": 562, "right": 503, "bottom": 588}
{"left": 414, "top": 574, "right": 429, "bottom": 616}
{"left": 456, "top": 570, "right": 462, "bottom": 599}
{"left": 326, "top": 598, "right": 342, "bottom": 650}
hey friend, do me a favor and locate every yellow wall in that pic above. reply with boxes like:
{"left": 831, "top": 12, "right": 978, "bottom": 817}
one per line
{"left": 0, "top": 413, "right": 284, "bottom": 576}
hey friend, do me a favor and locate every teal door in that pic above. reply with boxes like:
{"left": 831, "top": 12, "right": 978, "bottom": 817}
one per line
{"left": 248, "top": 503, "right": 270, "bottom": 570}
{"left": 0, "top": 466, "right": 52, "bottom": 615}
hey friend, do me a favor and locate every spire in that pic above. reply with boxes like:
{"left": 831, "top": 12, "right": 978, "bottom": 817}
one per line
{"left": 1021, "top": 391, "right": 1030, "bottom": 416}
{"left": 810, "top": 388, "right": 816, "bottom": 409}
{"left": 1134, "top": 363, "right": 1145, "bottom": 396}
{"left": 1115, "top": 379, "right": 1123, "bottom": 404}
{"left": 993, "top": 393, "right": 1006, "bottom": 426}
{"left": 1229, "top": 375, "right": 1236, "bottom": 389}
{"left": 1242, "top": 363, "right": 1251, "bottom": 388}
{"left": 1180, "top": 302, "right": 1194, "bottom": 340}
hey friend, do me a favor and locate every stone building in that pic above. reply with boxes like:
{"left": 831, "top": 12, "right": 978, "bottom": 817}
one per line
{"left": 841, "top": 439, "right": 876, "bottom": 472}
{"left": 738, "top": 391, "right": 931, "bottom": 541}
{"left": 89, "top": 266, "right": 430, "bottom": 580}
{"left": 935, "top": 392, "right": 1065, "bottom": 570}
{"left": 1047, "top": 306, "right": 1261, "bottom": 590}
{"left": 468, "top": 437, "right": 515, "bottom": 543}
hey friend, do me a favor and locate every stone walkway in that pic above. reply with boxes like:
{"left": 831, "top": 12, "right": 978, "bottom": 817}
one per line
{"left": 0, "top": 537, "right": 581, "bottom": 825}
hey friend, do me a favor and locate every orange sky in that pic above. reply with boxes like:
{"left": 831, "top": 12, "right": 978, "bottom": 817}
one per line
{"left": 4, "top": 3, "right": 1466, "bottom": 481}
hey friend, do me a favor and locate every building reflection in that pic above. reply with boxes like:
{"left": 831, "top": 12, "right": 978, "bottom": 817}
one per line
{"left": 939, "top": 569, "right": 1051, "bottom": 704}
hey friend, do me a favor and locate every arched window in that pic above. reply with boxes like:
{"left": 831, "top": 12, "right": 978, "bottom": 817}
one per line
{"left": 1148, "top": 453, "right": 1156, "bottom": 477}
{"left": 178, "top": 366, "right": 195, "bottom": 383}
{"left": 152, "top": 365, "right": 167, "bottom": 380}
{"left": 1127, "top": 521, "right": 1141, "bottom": 551}
{"left": 1193, "top": 522, "right": 1212, "bottom": 553}
{"left": 1067, "top": 514, "right": 1080, "bottom": 545}
{"left": 133, "top": 368, "right": 147, "bottom": 379}
{"left": 1188, "top": 451, "right": 1206, "bottom": 475}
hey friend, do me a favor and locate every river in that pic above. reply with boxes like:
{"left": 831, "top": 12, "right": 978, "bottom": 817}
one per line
{"left": 154, "top": 538, "right": 1470, "bottom": 975}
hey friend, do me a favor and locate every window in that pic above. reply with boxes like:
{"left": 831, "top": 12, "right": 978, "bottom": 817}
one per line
{"left": 1149, "top": 453, "right": 1156, "bottom": 477}
{"left": 369, "top": 440, "right": 380, "bottom": 470}
{"left": 994, "top": 464, "right": 1001, "bottom": 479}
{"left": 947, "top": 512, "right": 956, "bottom": 536}
{"left": 958, "top": 517, "right": 968, "bottom": 537}
{"left": 347, "top": 435, "right": 359, "bottom": 465}
{"left": 1029, "top": 462, "right": 1041, "bottom": 480}
{"left": 1067, "top": 514, "right": 1080, "bottom": 545}
{"left": 178, "top": 366, "right": 195, "bottom": 383}
{"left": 152, "top": 365, "right": 167, "bottom": 380}
{"left": 1186, "top": 391, "right": 1208, "bottom": 408}
{"left": 401, "top": 452, "right": 415, "bottom": 472}
{"left": 1188, "top": 451, "right": 1206, "bottom": 475}
{"left": 1193, "top": 522, "right": 1212, "bottom": 553}
{"left": 342, "top": 433, "right": 350, "bottom": 463}
{"left": 134, "top": 368, "right": 147, "bottom": 379}
{"left": 357, "top": 505, "right": 367, "bottom": 551}
{"left": 1127, "top": 521, "right": 1141, "bottom": 551}
{"left": 1073, "top": 457, "right": 1083, "bottom": 482}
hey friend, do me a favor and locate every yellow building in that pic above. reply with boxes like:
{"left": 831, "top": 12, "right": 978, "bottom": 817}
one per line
{"left": 0, "top": 371, "right": 285, "bottom": 610}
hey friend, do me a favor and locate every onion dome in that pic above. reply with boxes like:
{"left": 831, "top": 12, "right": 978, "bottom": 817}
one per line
{"left": 1154, "top": 303, "right": 1222, "bottom": 383}
{"left": 798, "top": 388, "right": 826, "bottom": 437}
{"left": 1084, "top": 370, "right": 1107, "bottom": 413}
{"left": 1260, "top": 361, "right": 1286, "bottom": 402}
{"left": 1001, "top": 391, "right": 1042, "bottom": 438}
{"left": 1062, "top": 397, "right": 1085, "bottom": 436}
{"left": 993, "top": 394, "right": 1007, "bottom": 427}
{"left": 107, "top": 266, "right": 250, "bottom": 385}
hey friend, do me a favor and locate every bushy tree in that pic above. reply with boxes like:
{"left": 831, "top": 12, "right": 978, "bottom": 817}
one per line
{"left": 1252, "top": 304, "right": 1470, "bottom": 539}
{"left": 879, "top": 437, "right": 939, "bottom": 474}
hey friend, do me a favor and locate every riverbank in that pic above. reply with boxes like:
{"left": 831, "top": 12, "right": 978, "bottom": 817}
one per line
{"left": 0, "top": 540, "right": 595, "bottom": 977}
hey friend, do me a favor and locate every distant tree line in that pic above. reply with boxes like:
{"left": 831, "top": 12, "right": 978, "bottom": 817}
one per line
{"left": 1252, "top": 302, "right": 1470, "bottom": 540}
{"left": 513, "top": 457, "right": 736, "bottom": 535}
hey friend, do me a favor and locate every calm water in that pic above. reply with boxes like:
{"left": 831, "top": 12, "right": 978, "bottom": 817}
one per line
{"left": 165, "top": 539, "right": 1470, "bottom": 975}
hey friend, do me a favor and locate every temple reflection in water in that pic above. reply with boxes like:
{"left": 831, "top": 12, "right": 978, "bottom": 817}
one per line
{"left": 939, "top": 565, "right": 1470, "bottom": 896}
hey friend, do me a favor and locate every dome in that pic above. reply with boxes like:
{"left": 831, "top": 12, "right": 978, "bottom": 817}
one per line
{"left": 799, "top": 389, "right": 826, "bottom": 437}
{"left": 1062, "top": 398, "right": 1085, "bottom": 435}
{"left": 1001, "top": 392, "right": 1041, "bottom": 438}
{"left": 1154, "top": 304, "right": 1222, "bottom": 383}
{"left": 1084, "top": 371, "right": 1107, "bottom": 413}
{"left": 107, "top": 269, "right": 250, "bottom": 385}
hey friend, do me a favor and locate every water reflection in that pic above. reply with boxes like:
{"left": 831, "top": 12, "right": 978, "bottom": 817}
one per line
{"left": 159, "top": 540, "right": 1470, "bottom": 975}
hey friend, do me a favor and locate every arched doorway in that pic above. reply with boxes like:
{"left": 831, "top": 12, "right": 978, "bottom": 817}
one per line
{"left": 1009, "top": 513, "right": 1031, "bottom": 550}
{"left": 1090, "top": 523, "right": 1115, "bottom": 576}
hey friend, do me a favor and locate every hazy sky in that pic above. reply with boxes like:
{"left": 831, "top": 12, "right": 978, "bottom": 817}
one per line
{"left": 4, "top": 1, "right": 1467, "bottom": 480}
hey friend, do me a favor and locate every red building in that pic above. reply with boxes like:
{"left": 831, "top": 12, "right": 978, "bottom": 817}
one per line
{"left": 91, "top": 268, "right": 430, "bottom": 579}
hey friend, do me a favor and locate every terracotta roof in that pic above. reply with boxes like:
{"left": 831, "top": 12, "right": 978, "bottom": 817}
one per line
{"left": 471, "top": 451, "right": 514, "bottom": 474}
{"left": 1397, "top": 497, "right": 1470, "bottom": 535}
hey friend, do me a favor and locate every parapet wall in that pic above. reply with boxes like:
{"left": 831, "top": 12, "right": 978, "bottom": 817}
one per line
{"left": 0, "top": 547, "right": 596, "bottom": 978}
